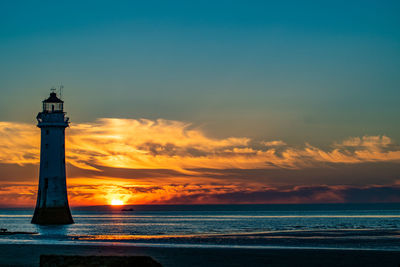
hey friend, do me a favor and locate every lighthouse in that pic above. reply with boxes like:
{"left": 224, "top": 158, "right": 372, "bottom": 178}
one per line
{"left": 31, "top": 90, "right": 73, "bottom": 224}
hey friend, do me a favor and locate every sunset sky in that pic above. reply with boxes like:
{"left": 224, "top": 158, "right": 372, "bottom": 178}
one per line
{"left": 1, "top": 1, "right": 400, "bottom": 207}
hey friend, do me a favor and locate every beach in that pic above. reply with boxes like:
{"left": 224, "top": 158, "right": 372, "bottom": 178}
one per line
{"left": 1, "top": 243, "right": 400, "bottom": 266}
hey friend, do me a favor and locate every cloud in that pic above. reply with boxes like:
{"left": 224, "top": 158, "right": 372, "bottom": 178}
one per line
{"left": 1, "top": 182, "right": 399, "bottom": 207}
{"left": 262, "top": 140, "right": 287, "bottom": 147}
{"left": 0, "top": 122, "right": 40, "bottom": 165}
{"left": 0, "top": 183, "right": 37, "bottom": 207}
{"left": 1, "top": 118, "right": 400, "bottom": 206}
{"left": 69, "top": 183, "right": 400, "bottom": 205}
{"left": 335, "top": 136, "right": 392, "bottom": 148}
{"left": 1, "top": 119, "right": 400, "bottom": 173}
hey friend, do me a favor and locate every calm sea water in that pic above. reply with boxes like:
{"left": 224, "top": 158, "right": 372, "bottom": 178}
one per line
{"left": 0, "top": 204, "right": 399, "bottom": 250}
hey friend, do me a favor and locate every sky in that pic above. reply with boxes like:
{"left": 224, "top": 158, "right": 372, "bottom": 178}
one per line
{"left": 0, "top": 0, "right": 400, "bottom": 207}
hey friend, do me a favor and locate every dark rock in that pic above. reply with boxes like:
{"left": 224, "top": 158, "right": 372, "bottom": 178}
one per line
{"left": 40, "top": 255, "right": 162, "bottom": 267}
{"left": 0, "top": 230, "right": 37, "bottom": 235}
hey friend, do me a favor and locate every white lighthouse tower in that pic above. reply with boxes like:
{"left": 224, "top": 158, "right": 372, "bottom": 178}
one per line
{"left": 31, "top": 90, "right": 73, "bottom": 224}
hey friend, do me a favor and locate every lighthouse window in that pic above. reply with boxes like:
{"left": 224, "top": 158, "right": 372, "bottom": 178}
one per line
{"left": 46, "top": 130, "right": 49, "bottom": 135}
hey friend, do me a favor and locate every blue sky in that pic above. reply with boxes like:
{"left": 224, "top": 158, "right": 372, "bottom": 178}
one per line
{"left": 1, "top": 0, "right": 399, "bottom": 145}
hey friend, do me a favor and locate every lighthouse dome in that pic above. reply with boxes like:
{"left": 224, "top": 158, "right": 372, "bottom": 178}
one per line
{"left": 43, "top": 92, "right": 64, "bottom": 113}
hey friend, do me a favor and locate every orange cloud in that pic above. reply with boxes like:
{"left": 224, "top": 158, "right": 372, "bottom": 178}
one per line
{"left": 261, "top": 140, "right": 287, "bottom": 147}
{"left": 2, "top": 118, "right": 400, "bottom": 207}
{"left": 0, "top": 122, "right": 40, "bottom": 165}
{"left": 1, "top": 119, "right": 400, "bottom": 173}
{"left": 1, "top": 180, "right": 399, "bottom": 207}
{"left": 335, "top": 135, "right": 392, "bottom": 148}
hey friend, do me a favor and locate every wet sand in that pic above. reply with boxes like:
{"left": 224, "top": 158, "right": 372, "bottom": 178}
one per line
{"left": 1, "top": 244, "right": 399, "bottom": 266}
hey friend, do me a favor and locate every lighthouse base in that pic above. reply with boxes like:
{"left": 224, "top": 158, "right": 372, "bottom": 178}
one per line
{"left": 31, "top": 206, "right": 74, "bottom": 225}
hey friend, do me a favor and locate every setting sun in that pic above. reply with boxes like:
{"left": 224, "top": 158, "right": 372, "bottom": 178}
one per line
{"left": 110, "top": 199, "right": 124, "bottom": 206}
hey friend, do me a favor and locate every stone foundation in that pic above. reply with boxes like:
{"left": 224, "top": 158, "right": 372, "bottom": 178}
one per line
{"left": 40, "top": 255, "right": 162, "bottom": 267}
{"left": 31, "top": 206, "right": 74, "bottom": 225}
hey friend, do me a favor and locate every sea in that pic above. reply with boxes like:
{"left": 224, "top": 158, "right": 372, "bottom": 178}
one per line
{"left": 0, "top": 204, "right": 399, "bottom": 251}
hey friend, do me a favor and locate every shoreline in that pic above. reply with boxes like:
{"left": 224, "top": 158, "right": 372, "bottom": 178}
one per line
{"left": 1, "top": 243, "right": 400, "bottom": 267}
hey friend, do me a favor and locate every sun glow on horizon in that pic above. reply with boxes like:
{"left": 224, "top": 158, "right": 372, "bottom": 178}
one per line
{"left": 110, "top": 199, "right": 124, "bottom": 206}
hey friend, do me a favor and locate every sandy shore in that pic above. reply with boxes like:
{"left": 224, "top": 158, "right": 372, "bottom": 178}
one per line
{"left": 0, "top": 243, "right": 399, "bottom": 266}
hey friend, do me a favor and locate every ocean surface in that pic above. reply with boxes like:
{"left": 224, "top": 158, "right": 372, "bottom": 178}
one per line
{"left": 0, "top": 204, "right": 399, "bottom": 251}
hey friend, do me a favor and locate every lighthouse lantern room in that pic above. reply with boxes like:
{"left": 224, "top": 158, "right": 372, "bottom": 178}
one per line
{"left": 42, "top": 92, "right": 64, "bottom": 113}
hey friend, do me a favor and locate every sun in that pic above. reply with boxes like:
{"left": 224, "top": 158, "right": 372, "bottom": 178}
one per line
{"left": 110, "top": 199, "right": 124, "bottom": 206}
